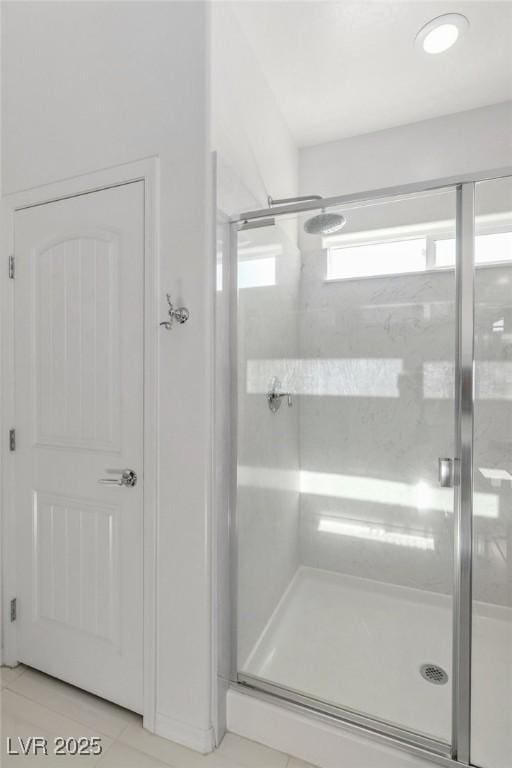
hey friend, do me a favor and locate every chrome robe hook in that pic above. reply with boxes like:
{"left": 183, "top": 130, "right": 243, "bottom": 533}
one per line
{"left": 160, "top": 294, "right": 189, "bottom": 330}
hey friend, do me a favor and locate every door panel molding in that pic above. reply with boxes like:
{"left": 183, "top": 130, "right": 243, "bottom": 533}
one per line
{"left": 33, "top": 490, "right": 121, "bottom": 648}
{"left": 34, "top": 228, "right": 121, "bottom": 452}
{"left": 1, "top": 157, "right": 159, "bottom": 730}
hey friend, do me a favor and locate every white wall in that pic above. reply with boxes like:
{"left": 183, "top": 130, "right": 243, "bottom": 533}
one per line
{"left": 300, "top": 101, "right": 512, "bottom": 197}
{"left": 210, "top": 1, "right": 299, "bottom": 738}
{"left": 2, "top": 0, "right": 214, "bottom": 752}
{"left": 211, "top": 1, "right": 297, "bottom": 214}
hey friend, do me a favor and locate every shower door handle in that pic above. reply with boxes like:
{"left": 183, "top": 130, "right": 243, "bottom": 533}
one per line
{"left": 438, "top": 458, "right": 456, "bottom": 488}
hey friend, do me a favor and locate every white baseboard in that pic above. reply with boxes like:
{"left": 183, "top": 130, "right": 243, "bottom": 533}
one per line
{"left": 227, "top": 689, "right": 439, "bottom": 768}
{"left": 154, "top": 712, "right": 215, "bottom": 754}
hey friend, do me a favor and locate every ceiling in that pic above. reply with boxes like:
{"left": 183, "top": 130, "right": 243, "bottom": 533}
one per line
{"left": 232, "top": 1, "right": 512, "bottom": 147}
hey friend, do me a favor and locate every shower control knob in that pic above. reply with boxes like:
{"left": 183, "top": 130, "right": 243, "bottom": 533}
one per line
{"left": 267, "top": 377, "right": 293, "bottom": 413}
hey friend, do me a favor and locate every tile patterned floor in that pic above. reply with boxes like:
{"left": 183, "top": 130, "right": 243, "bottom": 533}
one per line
{"left": 0, "top": 666, "right": 314, "bottom": 767}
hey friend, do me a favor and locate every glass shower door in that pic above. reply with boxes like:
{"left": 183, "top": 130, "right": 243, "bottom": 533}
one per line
{"left": 235, "top": 187, "right": 458, "bottom": 749}
{"left": 471, "top": 175, "right": 512, "bottom": 768}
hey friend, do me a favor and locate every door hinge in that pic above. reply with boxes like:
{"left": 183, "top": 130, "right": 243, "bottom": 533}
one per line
{"left": 10, "top": 598, "right": 17, "bottom": 622}
{"left": 8, "top": 254, "right": 15, "bottom": 279}
{"left": 9, "top": 429, "right": 16, "bottom": 452}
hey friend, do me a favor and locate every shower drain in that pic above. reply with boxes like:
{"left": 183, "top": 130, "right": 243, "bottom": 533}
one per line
{"left": 420, "top": 663, "right": 449, "bottom": 685}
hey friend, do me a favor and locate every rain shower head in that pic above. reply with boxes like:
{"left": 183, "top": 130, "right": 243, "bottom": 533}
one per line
{"left": 267, "top": 194, "right": 347, "bottom": 236}
{"left": 303, "top": 211, "right": 346, "bottom": 235}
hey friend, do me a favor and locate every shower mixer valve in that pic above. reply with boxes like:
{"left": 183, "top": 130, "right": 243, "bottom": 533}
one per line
{"left": 267, "top": 377, "right": 293, "bottom": 413}
{"left": 160, "top": 293, "right": 190, "bottom": 330}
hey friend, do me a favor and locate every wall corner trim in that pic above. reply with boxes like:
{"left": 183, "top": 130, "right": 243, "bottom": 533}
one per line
{"left": 153, "top": 712, "right": 215, "bottom": 755}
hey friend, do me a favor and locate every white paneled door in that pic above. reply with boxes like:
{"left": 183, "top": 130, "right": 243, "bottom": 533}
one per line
{"left": 14, "top": 182, "right": 144, "bottom": 713}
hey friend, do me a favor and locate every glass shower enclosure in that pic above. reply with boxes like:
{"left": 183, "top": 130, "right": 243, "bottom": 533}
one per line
{"left": 228, "top": 172, "right": 512, "bottom": 768}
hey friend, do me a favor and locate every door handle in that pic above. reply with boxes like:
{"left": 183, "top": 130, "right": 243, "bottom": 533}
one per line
{"left": 438, "top": 458, "right": 456, "bottom": 488}
{"left": 98, "top": 469, "right": 137, "bottom": 488}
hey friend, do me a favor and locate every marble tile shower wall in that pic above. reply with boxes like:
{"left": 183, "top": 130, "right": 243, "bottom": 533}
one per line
{"left": 297, "top": 253, "right": 512, "bottom": 606}
{"left": 473, "top": 261, "right": 512, "bottom": 607}
{"left": 237, "top": 224, "right": 302, "bottom": 666}
{"left": 298, "top": 255, "right": 456, "bottom": 596}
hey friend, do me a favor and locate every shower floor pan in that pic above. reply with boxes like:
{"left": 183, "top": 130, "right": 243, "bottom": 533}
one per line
{"left": 240, "top": 566, "right": 512, "bottom": 757}
{"left": 241, "top": 567, "right": 451, "bottom": 742}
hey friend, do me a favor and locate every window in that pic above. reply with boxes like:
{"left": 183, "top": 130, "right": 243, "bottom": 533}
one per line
{"left": 237, "top": 243, "right": 280, "bottom": 289}
{"left": 434, "top": 231, "right": 512, "bottom": 268}
{"left": 238, "top": 256, "right": 276, "bottom": 289}
{"left": 327, "top": 238, "right": 427, "bottom": 280}
{"left": 326, "top": 217, "right": 512, "bottom": 281}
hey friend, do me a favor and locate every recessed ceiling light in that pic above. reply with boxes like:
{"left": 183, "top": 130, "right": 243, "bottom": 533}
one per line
{"left": 415, "top": 13, "right": 469, "bottom": 54}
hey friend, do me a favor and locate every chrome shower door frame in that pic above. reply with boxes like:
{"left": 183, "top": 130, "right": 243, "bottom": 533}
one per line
{"left": 227, "top": 166, "right": 512, "bottom": 767}
{"left": 452, "top": 183, "right": 475, "bottom": 765}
